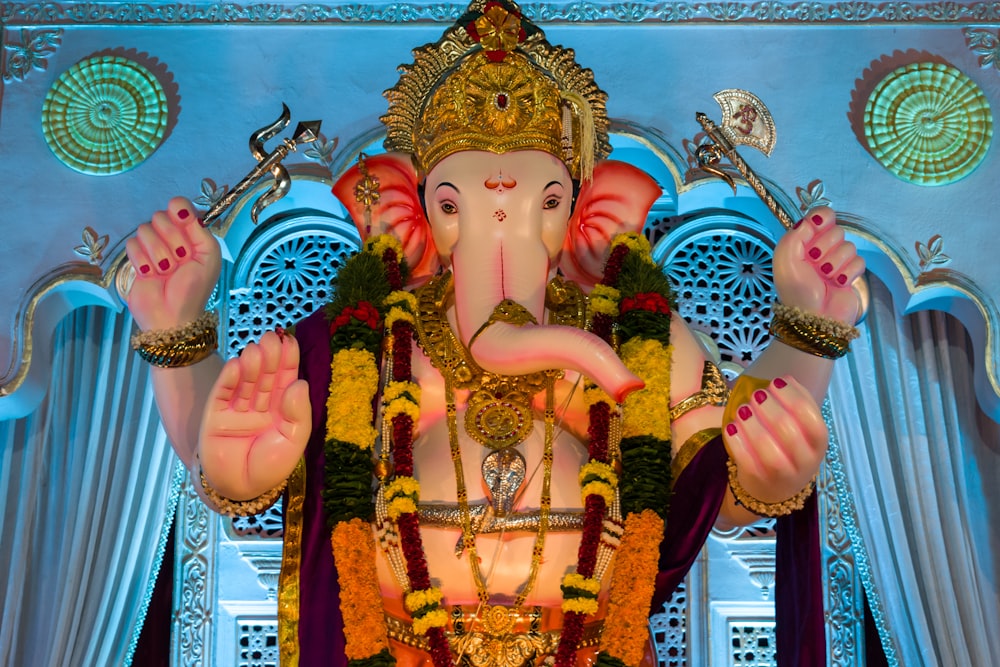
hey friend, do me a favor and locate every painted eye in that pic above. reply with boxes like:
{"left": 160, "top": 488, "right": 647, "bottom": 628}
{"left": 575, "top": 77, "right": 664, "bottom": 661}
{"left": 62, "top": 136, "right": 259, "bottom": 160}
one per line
{"left": 440, "top": 201, "right": 457, "bottom": 214}
{"left": 543, "top": 196, "right": 561, "bottom": 210}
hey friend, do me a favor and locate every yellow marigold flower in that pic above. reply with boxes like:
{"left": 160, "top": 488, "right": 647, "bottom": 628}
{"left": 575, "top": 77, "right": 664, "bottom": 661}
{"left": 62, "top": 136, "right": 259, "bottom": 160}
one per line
{"left": 366, "top": 234, "right": 404, "bottom": 259}
{"left": 326, "top": 349, "right": 379, "bottom": 448}
{"left": 384, "top": 398, "right": 421, "bottom": 424}
{"left": 384, "top": 381, "right": 421, "bottom": 404}
{"left": 404, "top": 587, "right": 444, "bottom": 612}
{"left": 583, "top": 386, "right": 614, "bottom": 408}
{"left": 385, "top": 290, "right": 417, "bottom": 310}
{"left": 620, "top": 338, "right": 672, "bottom": 442}
{"left": 386, "top": 476, "right": 420, "bottom": 499}
{"left": 387, "top": 497, "right": 417, "bottom": 519}
{"left": 581, "top": 481, "right": 616, "bottom": 506}
{"left": 412, "top": 608, "right": 449, "bottom": 635}
{"left": 562, "top": 573, "right": 601, "bottom": 594}
{"left": 384, "top": 306, "right": 416, "bottom": 328}
{"left": 579, "top": 461, "right": 617, "bottom": 486}
{"left": 331, "top": 519, "right": 389, "bottom": 658}
{"left": 562, "top": 598, "right": 600, "bottom": 615}
{"left": 589, "top": 284, "right": 621, "bottom": 317}
{"left": 610, "top": 232, "right": 653, "bottom": 262}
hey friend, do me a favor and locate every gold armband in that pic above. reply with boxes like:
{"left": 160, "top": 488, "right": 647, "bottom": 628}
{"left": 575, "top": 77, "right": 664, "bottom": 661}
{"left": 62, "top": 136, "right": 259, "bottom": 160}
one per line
{"left": 768, "top": 302, "right": 859, "bottom": 359}
{"left": 198, "top": 467, "right": 287, "bottom": 517}
{"left": 669, "top": 361, "right": 729, "bottom": 422}
{"left": 132, "top": 311, "right": 219, "bottom": 368}
{"left": 726, "top": 457, "right": 815, "bottom": 517}
{"left": 468, "top": 299, "right": 538, "bottom": 347}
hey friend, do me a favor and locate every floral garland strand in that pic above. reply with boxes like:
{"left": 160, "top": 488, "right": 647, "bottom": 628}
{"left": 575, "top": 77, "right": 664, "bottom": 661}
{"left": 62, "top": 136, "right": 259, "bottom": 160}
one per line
{"left": 323, "top": 235, "right": 410, "bottom": 667}
{"left": 379, "top": 246, "right": 453, "bottom": 667}
{"left": 597, "top": 234, "right": 675, "bottom": 667}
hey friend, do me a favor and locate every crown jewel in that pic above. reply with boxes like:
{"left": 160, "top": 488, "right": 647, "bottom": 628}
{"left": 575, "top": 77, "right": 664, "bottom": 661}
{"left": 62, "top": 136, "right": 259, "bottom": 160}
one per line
{"left": 381, "top": 0, "right": 610, "bottom": 180}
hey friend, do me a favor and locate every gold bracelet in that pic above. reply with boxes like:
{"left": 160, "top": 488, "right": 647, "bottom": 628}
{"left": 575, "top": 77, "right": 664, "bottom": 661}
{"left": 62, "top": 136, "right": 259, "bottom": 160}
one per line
{"left": 769, "top": 302, "right": 858, "bottom": 359}
{"left": 468, "top": 299, "right": 538, "bottom": 347}
{"left": 198, "top": 467, "right": 287, "bottom": 517}
{"left": 669, "top": 361, "right": 729, "bottom": 422}
{"left": 726, "top": 457, "right": 815, "bottom": 517}
{"left": 132, "top": 311, "right": 219, "bottom": 368}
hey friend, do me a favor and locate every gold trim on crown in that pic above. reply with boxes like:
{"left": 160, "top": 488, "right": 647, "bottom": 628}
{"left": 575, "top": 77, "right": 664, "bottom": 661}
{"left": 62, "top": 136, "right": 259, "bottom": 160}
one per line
{"left": 381, "top": 0, "right": 610, "bottom": 180}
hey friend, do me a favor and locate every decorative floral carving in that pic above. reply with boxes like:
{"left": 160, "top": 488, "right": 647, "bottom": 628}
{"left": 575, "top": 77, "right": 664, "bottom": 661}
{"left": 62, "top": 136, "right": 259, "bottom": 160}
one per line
{"left": 73, "top": 226, "right": 109, "bottom": 264}
{"left": 915, "top": 234, "right": 951, "bottom": 271}
{"left": 2, "top": 28, "right": 61, "bottom": 82}
{"left": 964, "top": 27, "right": 1000, "bottom": 71}
{"left": 796, "top": 180, "right": 832, "bottom": 213}
{"left": 863, "top": 61, "right": 993, "bottom": 185}
{"left": 302, "top": 133, "right": 339, "bottom": 170}
{"left": 42, "top": 55, "right": 170, "bottom": 174}
{"left": 193, "top": 178, "right": 228, "bottom": 210}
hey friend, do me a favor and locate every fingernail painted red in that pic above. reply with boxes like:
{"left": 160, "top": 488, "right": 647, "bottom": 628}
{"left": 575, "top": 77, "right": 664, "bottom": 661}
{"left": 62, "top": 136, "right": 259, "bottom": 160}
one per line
{"left": 837, "top": 274, "right": 847, "bottom": 285}
{"left": 738, "top": 406, "right": 752, "bottom": 420}
{"left": 808, "top": 247, "right": 821, "bottom": 259}
{"left": 754, "top": 390, "right": 767, "bottom": 404}
{"left": 159, "top": 258, "right": 170, "bottom": 271}
{"left": 177, "top": 208, "right": 190, "bottom": 220}
{"left": 176, "top": 246, "right": 187, "bottom": 258}
{"left": 773, "top": 377, "right": 787, "bottom": 388}
{"left": 812, "top": 214, "right": 824, "bottom": 225}
{"left": 140, "top": 264, "right": 151, "bottom": 274}
{"left": 821, "top": 262, "right": 833, "bottom": 274}
{"left": 726, "top": 423, "right": 738, "bottom": 436}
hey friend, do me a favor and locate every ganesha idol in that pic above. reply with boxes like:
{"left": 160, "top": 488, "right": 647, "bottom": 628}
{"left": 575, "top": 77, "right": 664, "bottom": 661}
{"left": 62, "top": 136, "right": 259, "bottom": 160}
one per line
{"left": 124, "top": 2, "right": 865, "bottom": 666}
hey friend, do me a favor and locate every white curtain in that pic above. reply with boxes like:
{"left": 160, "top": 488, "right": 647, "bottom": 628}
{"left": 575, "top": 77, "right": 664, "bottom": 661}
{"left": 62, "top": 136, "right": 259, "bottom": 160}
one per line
{"left": 829, "top": 277, "right": 1000, "bottom": 665}
{"left": 0, "top": 305, "right": 181, "bottom": 667}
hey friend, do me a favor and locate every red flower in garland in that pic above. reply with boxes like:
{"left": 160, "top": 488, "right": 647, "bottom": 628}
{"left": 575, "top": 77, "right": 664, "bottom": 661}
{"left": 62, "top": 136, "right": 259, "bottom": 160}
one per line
{"left": 329, "top": 301, "right": 381, "bottom": 335}
{"left": 620, "top": 291, "right": 671, "bottom": 315}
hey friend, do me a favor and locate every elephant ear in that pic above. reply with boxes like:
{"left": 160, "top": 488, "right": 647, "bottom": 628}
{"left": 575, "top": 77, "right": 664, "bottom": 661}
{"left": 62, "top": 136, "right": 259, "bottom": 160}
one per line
{"left": 332, "top": 152, "right": 440, "bottom": 283}
{"left": 560, "top": 160, "right": 662, "bottom": 288}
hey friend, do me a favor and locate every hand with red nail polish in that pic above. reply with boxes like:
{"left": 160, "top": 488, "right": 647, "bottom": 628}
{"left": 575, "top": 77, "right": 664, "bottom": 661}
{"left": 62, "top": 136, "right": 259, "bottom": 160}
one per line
{"left": 125, "top": 196, "right": 221, "bottom": 332}
{"left": 722, "top": 375, "right": 829, "bottom": 515}
{"left": 772, "top": 205, "right": 866, "bottom": 327}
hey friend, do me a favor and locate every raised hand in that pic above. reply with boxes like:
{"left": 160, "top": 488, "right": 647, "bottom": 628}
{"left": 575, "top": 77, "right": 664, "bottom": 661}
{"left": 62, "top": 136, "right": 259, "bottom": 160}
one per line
{"left": 722, "top": 375, "right": 828, "bottom": 506}
{"left": 773, "top": 206, "right": 865, "bottom": 326}
{"left": 198, "top": 330, "right": 312, "bottom": 500}
{"left": 125, "top": 197, "right": 221, "bottom": 331}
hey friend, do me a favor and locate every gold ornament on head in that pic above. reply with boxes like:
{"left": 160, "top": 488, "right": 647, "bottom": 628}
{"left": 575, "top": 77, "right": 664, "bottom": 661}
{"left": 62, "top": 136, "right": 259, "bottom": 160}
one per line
{"left": 381, "top": 0, "right": 609, "bottom": 181}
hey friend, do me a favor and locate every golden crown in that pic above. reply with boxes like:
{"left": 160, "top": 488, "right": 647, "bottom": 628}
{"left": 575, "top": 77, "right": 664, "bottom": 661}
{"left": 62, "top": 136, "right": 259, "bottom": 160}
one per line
{"left": 381, "top": 0, "right": 610, "bottom": 180}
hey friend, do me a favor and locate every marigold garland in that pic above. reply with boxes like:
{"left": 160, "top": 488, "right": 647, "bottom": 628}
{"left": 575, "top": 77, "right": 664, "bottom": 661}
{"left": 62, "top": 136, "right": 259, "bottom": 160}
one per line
{"left": 598, "top": 510, "right": 664, "bottom": 665}
{"left": 332, "top": 518, "right": 391, "bottom": 660}
{"left": 326, "top": 348, "right": 380, "bottom": 448}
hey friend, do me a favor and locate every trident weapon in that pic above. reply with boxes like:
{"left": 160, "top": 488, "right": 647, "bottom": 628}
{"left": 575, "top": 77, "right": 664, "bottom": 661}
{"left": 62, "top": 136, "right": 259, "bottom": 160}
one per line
{"left": 695, "top": 89, "right": 869, "bottom": 318}
{"left": 201, "top": 103, "right": 322, "bottom": 228}
{"left": 116, "top": 105, "right": 321, "bottom": 299}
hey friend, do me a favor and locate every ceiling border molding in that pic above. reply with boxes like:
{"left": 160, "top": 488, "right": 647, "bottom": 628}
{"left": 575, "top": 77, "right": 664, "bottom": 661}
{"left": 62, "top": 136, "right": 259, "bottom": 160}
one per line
{"left": 3, "top": 1, "right": 1000, "bottom": 26}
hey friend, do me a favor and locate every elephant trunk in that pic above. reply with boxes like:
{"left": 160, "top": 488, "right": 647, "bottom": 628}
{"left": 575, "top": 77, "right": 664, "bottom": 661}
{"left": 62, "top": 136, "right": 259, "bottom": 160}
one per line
{"left": 452, "top": 236, "right": 643, "bottom": 402}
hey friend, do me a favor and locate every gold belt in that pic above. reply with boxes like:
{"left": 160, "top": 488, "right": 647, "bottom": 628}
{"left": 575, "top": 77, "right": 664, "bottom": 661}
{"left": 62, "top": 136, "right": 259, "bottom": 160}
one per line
{"left": 385, "top": 605, "right": 604, "bottom": 667}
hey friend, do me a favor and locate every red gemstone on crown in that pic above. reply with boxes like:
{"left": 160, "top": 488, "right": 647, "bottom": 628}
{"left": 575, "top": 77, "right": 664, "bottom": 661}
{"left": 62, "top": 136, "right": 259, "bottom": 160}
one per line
{"left": 496, "top": 93, "right": 509, "bottom": 109}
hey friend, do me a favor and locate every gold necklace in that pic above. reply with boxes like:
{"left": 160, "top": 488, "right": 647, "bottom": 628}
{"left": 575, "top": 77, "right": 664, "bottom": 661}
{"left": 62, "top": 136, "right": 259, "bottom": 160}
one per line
{"left": 414, "top": 273, "right": 568, "bottom": 607}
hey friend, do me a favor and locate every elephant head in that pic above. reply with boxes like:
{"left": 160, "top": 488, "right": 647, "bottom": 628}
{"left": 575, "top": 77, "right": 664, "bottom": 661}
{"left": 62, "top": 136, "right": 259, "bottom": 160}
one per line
{"left": 332, "top": 149, "right": 661, "bottom": 401}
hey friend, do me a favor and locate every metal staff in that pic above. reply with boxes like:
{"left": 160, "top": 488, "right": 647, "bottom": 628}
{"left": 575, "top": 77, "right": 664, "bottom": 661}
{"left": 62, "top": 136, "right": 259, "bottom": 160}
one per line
{"left": 201, "top": 103, "right": 322, "bottom": 228}
{"left": 695, "top": 89, "right": 869, "bottom": 318}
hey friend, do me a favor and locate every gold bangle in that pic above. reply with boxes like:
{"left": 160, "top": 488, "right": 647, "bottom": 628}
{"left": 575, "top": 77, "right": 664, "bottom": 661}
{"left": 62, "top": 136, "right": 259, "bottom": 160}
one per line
{"left": 769, "top": 302, "right": 858, "bottom": 360}
{"left": 198, "top": 468, "right": 287, "bottom": 517}
{"left": 132, "top": 311, "right": 219, "bottom": 368}
{"left": 669, "top": 361, "right": 729, "bottom": 422}
{"left": 468, "top": 299, "right": 538, "bottom": 347}
{"left": 726, "top": 457, "right": 815, "bottom": 517}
